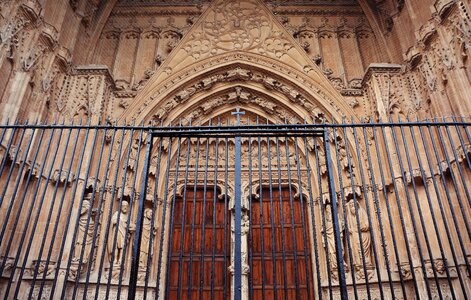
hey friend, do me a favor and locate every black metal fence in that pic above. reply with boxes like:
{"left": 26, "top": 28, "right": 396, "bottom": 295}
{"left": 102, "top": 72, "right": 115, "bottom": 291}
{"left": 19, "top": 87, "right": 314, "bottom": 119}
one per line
{"left": 0, "top": 117, "right": 470, "bottom": 299}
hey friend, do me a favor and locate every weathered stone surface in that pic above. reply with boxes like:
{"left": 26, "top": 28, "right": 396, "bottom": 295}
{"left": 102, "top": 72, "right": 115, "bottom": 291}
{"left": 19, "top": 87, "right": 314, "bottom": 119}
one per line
{"left": 0, "top": 0, "right": 471, "bottom": 299}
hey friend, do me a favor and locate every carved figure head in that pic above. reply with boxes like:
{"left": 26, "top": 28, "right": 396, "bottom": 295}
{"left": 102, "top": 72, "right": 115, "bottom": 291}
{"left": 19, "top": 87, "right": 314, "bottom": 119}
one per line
{"left": 144, "top": 208, "right": 152, "bottom": 219}
{"left": 347, "top": 200, "right": 355, "bottom": 215}
{"left": 81, "top": 199, "right": 91, "bottom": 214}
{"left": 121, "top": 201, "right": 129, "bottom": 214}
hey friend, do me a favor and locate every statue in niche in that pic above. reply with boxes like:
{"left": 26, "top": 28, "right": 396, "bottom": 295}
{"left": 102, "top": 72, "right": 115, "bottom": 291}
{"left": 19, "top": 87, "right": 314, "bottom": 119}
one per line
{"left": 139, "top": 208, "right": 156, "bottom": 271}
{"left": 322, "top": 205, "right": 347, "bottom": 279}
{"left": 230, "top": 214, "right": 250, "bottom": 274}
{"left": 241, "top": 214, "right": 250, "bottom": 272}
{"left": 229, "top": 213, "right": 250, "bottom": 298}
{"left": 108, "top": 201, "right": 135, "bottom": 266}
{"left": 346, "top": 200, "right": 374, "bottom": 279}
{"left": 72, "top": 199, "right": 95, "bottom": 263}
{"left": 127, "top": 142, "right": 139, "bottom": 170}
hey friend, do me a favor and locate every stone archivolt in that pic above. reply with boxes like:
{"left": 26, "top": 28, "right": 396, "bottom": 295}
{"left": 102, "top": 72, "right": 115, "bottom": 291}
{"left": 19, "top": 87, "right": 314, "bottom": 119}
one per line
{"left": 0, "top": 1, "right": 470, "bottom": 300}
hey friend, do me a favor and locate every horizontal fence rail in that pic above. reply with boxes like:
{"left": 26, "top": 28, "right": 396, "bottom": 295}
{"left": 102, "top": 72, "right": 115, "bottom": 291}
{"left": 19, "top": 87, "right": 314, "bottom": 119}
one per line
{"left": 0, "top": 117, "right": 470, "bottom": 299}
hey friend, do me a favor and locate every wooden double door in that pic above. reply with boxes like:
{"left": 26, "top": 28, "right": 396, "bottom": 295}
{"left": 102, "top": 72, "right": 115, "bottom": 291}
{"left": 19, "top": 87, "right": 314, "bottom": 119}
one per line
{"left": 167, "top": 186, "right": 314, "bottom": 299}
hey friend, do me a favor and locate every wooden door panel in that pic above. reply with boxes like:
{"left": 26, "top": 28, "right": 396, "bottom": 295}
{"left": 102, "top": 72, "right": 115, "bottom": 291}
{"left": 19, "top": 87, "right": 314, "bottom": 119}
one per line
{"left": 167, "top": 187, "right": 230, "bottom": 299}
{"left": 250, "top": 187, "right": 314, "bottom": 300}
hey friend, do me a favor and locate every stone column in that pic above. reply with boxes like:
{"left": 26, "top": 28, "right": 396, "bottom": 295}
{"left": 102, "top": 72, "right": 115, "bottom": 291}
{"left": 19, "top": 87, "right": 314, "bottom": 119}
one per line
{"left": 230, "top": 212, "right": 250, "bottom": 300}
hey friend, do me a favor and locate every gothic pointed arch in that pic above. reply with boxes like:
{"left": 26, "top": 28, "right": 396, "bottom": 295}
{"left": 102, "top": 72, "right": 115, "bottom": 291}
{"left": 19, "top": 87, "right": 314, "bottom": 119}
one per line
{"left": 117, "top": 0, "right": 360, "bottom": 125}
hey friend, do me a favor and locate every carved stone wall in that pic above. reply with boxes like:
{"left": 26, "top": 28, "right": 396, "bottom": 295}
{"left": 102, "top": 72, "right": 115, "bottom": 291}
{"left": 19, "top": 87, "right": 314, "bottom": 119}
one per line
{"left": 1, "top": 1, "right": 469, "bottom": 123}
{"left": 1, "top": 0, "right": 471, "bottom": 300}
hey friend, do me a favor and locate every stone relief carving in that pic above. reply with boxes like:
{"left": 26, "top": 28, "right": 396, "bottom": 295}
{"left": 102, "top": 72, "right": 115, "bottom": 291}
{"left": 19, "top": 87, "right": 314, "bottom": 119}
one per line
{"left": 229, "top": 213, "right": 250, "bottom": 299}
{"left": 51, "top": 169, "right": 76, "bottom": 184}
{"left": 108, "top": 201, "right": 135, "bottom": 268}
{"left": 182, "top": 0, "right": 293, "bottom": 59}
{"left": 70, "top": 197, "right": 97, "bottom": 280}
{"left": 30, "top": 260, "right": 56, "bottom": 278}
{"left": 52, "top": 67, "right": 112, "bottom": 118}
{"left": 150, "top": 66, "right": 324, "bottom": 123}
{"left": 30, "top": 284, "right": 52, "bottom": 299}
{"left": 0, "top": 13, "right": 31, "bottom": 58}
{"left": 162, "top": 30, "right": 182, "bottom": 54}
{"left": 72, "top": 199, "right": 95, "bottom": 263}
{"left": 138, "top": 208, "right": 156, "bottom": 281}
{"left": 346, "top": 200, "right": 374, "bottom": 280}
{"left": 322, "top": 204, "right": 346, "bottom": 280}
{"left": 0, "top": 256, "right": 15, "bottom": 276}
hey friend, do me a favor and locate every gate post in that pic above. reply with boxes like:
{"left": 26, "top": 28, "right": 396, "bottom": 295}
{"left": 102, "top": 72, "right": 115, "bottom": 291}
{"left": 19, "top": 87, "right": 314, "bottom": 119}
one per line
{"left": 129, "top": 132, "right": 153, "bottom": 300}
{"left": 323, "top": 129, "right": 348, "bottom": 300}
{"left": 232, "top": 108, "right": 245, "bottom": 300}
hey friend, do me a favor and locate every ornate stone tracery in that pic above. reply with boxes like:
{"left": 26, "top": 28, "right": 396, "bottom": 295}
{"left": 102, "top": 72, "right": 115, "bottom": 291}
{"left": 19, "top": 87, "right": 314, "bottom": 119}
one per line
{"left": 0, "top": 0, "right": 471, "bottom": 299}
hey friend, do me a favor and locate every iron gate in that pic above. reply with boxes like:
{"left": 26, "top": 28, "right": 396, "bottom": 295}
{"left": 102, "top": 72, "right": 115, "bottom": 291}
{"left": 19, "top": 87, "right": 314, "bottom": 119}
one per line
{"left": 0, "top": 115, "right": 471, "bottom": 300}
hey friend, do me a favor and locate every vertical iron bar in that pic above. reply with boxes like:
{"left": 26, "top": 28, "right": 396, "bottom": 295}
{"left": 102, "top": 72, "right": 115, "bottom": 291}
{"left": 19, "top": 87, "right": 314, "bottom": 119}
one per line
{"left": 353, "top": 122, "right": 394, "bottom": 298}
{"left": 234, "top": 116, "right": 243, "bottom": 300}
{"left": 187, "top": 137, "right": 201, "bottom": 300}
{"left": 0, "top": 125, "right": 38, "bottom": 253}
{"left": 342, "top": 124, "right": 380, "bottom": 299}
{"left": 211, "top": 134, "right": 220, "bottom": 299}
{"left": 129, "top": 131, "right": 153, "bottom": 300}
{"left": 223, "top": 137, "right": 231, "bottom": 297}
{"left": 164, "top": 136, "right": 183, "bottom": 300}
{"left": 370, "top": 123, "right": 408, "bottom": 299}
{"left": 402, "top": 122, "right": 456, "bottom": 300}
{"left": 348, "top": 123, "right": 385, "bottom": 297}
{"left": 55, "top": 125, "right": 99, "bottom": 300}
{"left": 144, "top": 130, "right": 164, "bottom": 300}
{"left": 2, "top": 125, "right": 46, "bottom": 298}
{"left": 313, "top": 135, "right": 333, "bottom": 300}
{"left": 388, "top": 119, "right": 433, "bottom": 298}
{"left": 34, "top": 121, "right": 78, "bottom": 299}
{"left": 299, "top": 134, "right": 322, "bottom": 300}
{"left": 256, "top": 117, "right": 266, "bottom": 298}
{"left": 451, "top": 116, "right": 471, "bottom": 170}
{"left": 0, "top": 121, "right": 25, "bottom": 208}
{"left": 247, "top": 123, "right": 254, "bottom": 300}
{"left": 331, "top": 125, "right": 361, "bottom": 300}
{"left": 197, "top": 132, "right": 210, "bottom": 300}
{"left": 379, "top": 124, "right": 422, "bottom": 299}
{"left": 0, "top": 119, "right": 7, "bottom": 147}
{"left": 117, "top": 128, "right": 145, "bottom": 299}
{"left": 104, "top": 125, "right": 135, "bottom": 298}
{"left": 26, "top": 123, "right": 70, "bottom": 299}
{"left": 13, "top": 125, "right": 58, "bottom": 299}
{"left": 322, "top": 129, "right": 348, "bottom": 300}
{"left": 83, "top": 125, "right": 118, "bottom": 299}
{"left": 0, "top": 122, "right": 30, "bottom": 230}
{"left": 275, "top": 136, "right": 289, "bottom": 300}
{"left": 94, "top": 127, "right": 126, "bottom": 300}
{"left": 266, "top": 131, "right": 278, "bottom": 300}
{"left": 284, "top": 135, "right": 307, "bottom": 300}
{"left": 72, "top": 127, "right": 108, "bottom": 299}
{"left": 422, "top": 123, "right": 471, "bottom": 295}
{"left": 437, "top": 121, "right": 471, "bottom": 235}
{"left": 416, "top": 121, "right": 469, "bottom": 298}
{"left": 0, "top": 120, "right": 16, "bottom": 187}
{"left": 176, "top": 131, "right": 192, "bottom": 300}
{"left": 154, "top": 137, "right": 174, "bottom": 299}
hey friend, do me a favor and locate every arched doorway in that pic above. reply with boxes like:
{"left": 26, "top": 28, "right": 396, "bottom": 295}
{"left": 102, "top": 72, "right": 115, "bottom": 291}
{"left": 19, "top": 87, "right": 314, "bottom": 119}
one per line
{"left": 144, "top": 110, "right": 331, "bottom": 300}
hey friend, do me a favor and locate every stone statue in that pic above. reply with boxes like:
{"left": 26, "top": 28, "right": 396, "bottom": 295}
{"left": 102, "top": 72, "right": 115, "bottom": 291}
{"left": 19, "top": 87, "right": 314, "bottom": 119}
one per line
{"left": 346, "top": 200, "right": 373, "bottom": 273}
{"left": 72, "top": 199, "right": 94, "bottom": 263}
{"left": 108, "top": 201, "right": 135, "bottom": 265}
{"left": 139, "top": 208, "right": 156, "bottom": 271}
{"left": 241, "top": 214, "right": 250, "bottom": 271}
{"left": 322, "top": 205, "right": 346, "bottom": 279}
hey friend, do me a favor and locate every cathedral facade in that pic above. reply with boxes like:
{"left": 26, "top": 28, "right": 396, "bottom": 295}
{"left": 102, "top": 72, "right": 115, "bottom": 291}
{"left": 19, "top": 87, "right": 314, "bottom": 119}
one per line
{"left": 0, "top": 0, "right": 470, "bottom": 299}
